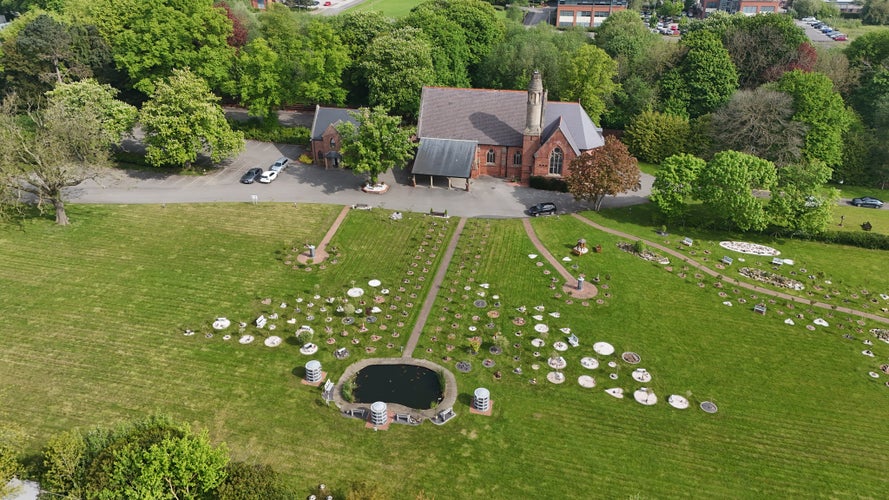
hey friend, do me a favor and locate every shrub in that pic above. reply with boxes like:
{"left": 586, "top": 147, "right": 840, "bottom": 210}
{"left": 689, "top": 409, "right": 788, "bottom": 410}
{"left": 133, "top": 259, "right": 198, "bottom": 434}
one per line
{"left": 298, "top": 153, "right": 313, "bottom": 164}
{"left": 771, "top": 228, "right": 889, "bottom": 250}
{"left": 228, "top": 119, "right": 310, "bottom": 145}
{"left": 529, "top": 176, "right": 569, "bottom": 192}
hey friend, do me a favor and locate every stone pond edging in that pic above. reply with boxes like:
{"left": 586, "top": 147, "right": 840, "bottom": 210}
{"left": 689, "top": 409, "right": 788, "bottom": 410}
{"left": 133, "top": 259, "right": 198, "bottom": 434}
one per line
{"left": 332, "top": 357, "right": 458, "bottom": 422}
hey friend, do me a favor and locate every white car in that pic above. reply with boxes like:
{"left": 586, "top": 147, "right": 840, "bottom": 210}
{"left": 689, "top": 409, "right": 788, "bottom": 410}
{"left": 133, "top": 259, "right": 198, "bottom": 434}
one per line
{"left": 259, "top": 170, "right": 278, "bottom": 183}
{"left": 269, "top": 157, "right": 289, "bottom": 173}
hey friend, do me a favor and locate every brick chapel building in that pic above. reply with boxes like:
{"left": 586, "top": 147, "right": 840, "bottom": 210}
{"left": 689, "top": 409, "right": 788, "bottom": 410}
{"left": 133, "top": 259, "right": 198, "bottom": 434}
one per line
{"left": 412, "top": 71, "right": 605, "bottom": 185}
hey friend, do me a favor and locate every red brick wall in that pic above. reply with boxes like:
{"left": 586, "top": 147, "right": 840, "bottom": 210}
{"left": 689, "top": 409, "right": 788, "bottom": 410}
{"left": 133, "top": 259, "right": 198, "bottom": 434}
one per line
{"left": 530, "top": 129, "right": 579, "bottom": 179}
{"left": 313, "top": 124, "right": 343, "bottom": 166}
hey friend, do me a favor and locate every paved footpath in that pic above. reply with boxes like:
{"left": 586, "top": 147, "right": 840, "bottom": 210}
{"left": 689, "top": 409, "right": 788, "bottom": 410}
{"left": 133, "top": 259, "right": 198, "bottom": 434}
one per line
{"left": 572, "top": 213, "right": 889, "bottom": 325}
{"left": 296, "top": 205, "right": 349, "bottom": 264}
{"left": 522, "top": 218, "right": 597, "bottom": 299}
{"left": 403, "top": 217, "right": 467, "bottom": 358}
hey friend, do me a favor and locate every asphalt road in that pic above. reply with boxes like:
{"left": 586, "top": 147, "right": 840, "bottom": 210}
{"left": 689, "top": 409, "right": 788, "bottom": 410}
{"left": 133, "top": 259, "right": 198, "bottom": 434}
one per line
{"left": 66, "top": 139, "right": 655, "bottom": 219}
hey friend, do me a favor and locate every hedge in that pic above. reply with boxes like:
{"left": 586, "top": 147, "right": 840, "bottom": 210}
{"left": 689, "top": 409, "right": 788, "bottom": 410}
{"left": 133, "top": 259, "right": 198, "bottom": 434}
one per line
{"left": 529, "top": 176, "right": 568, "bottom": 192}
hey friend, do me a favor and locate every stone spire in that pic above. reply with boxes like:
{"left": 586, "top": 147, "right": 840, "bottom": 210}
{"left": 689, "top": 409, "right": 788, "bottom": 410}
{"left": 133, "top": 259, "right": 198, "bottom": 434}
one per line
{"left": 524, "top": 70, "right": 544, "bottom": 136}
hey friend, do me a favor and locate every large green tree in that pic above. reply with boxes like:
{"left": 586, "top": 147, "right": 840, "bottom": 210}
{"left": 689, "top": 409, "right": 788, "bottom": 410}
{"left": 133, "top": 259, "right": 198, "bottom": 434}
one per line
{"left": 722, "top": 14, "right": 812, "bottom": 88}
{"left": 292, "top": 19, "right": 349, "bottom": 106}
{"left": 863, "top": 0, "right": 889, "bottom": 25}
{"left": 776, "top": 70, "right": 853, "bottom": 168}
{"left": 594, "top": 9, "right": 659, "bottom": 74}
{"left": 624, "top": 110, "right": 691, "bottom": 164}
{"left": 661, "top": 30, "right": 738, "bottom": 118}
{"left": 335, "top": 106, "right": 416, "bottom": 185}
{"left": 333, "top": 11, "right": 392, "bottom": 106}
{"left": 650, "top": 153, "right": 706, "bottom": 223}
{"left": 696, "top": 150, "right": 778, "bottom": 231}
{"left": 0, "top": 13, "right": 111, "bottom": 101}
{"left": 565, "top": 136, "right": 641, "bottom": 212}
{"left": 401, "top": 8, "right": 471, "bottom": 88}
{"left": 562, "top": 44, "right": 619, "bottom": 125}
{"left": 87, "top": 0, "right": 235, "bottom": 95}
{"left": 768, "top": 160, "right": 837, "bottom": 233}
{"left": 233, "top": 37, "right": 283, "bottom": 120}
{"left": 410, "top": 0, "right": 504, "bottom": 71}
{"left": 0, "top": 80, "right": 136, "bottom": 225}
{"left": 140, "top": 69, "right": 244, "bottom": 169}
{"left": 361, "top": 28, "right": 435, "bottom": 118}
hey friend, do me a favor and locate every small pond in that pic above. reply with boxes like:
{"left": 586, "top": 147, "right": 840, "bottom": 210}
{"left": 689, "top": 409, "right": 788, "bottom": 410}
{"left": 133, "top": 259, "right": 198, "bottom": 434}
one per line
{"left": 352, "top": 364, "right": 443, "bottom": 409}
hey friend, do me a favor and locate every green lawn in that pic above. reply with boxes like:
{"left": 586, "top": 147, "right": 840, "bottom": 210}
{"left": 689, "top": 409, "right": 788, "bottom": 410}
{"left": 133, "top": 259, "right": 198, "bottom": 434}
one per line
{"left": 2, "top": 203, "right": 889, "bottom": 497}
{"left": 349, "top": 0, "right": 426, "bottom": 18}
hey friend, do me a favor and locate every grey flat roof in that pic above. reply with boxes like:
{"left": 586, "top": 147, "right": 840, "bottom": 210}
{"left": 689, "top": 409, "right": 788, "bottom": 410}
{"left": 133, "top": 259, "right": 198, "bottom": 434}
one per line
{"left": 412, "top": 138, "right": 477, "bottom": 178}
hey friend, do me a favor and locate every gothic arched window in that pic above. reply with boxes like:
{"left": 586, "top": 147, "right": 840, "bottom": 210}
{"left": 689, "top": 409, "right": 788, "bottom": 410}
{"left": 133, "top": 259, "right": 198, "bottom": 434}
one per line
{"left": 549, "top": 148, "right": 563, "bottom": 175}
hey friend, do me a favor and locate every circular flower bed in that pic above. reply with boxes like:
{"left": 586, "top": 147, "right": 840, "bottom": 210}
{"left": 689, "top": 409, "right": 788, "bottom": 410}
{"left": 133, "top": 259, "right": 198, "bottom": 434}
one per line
{"left": 474, "top": 299, "right": 487, "bottom": 308}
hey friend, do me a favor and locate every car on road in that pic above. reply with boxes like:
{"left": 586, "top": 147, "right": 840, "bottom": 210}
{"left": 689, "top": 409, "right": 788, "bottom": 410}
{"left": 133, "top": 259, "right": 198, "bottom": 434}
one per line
{"left": 240, "top": 167, "right": 263, "bottom": 184}
{"left": 851, "top": 197, "right": 884, "bottom": 208}
{"left": 528, "top": 202, "right": 557, "bottom": 217}
{"left": 259, "top": 170, "right": 278, "bottom": 184}
{"left": 269, "top": 157, "right": 289, "bottom": 173}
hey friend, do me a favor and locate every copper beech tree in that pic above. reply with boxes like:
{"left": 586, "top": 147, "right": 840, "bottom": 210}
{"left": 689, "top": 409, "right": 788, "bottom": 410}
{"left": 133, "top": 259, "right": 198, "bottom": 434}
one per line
{"left": 565, "top": 136, "right": 641, "bottom": 212}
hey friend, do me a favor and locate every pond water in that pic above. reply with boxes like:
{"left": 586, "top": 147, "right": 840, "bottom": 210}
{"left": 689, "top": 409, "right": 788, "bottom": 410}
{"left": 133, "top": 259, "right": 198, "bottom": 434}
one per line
{"left": 352, "top": 364, "right": 443, "bottom": 409}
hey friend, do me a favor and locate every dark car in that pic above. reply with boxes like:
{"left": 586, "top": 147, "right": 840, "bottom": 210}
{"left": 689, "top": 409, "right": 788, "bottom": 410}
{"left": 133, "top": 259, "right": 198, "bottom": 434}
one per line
{"left": 240, "top": 167, "right": 263, "bottom": 184}
{"left": 851, "top": 197, "right": 884, "bottom": 209}
{"left": 528, "top": 202, "right": 557, "bottom": 217}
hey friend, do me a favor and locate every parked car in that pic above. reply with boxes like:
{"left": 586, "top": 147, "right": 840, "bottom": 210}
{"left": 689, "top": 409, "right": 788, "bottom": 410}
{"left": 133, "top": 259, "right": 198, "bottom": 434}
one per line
{"left": 802, "top": 17, "right": 818, "bottom": 23}
{"left": 528, "top": 202, "right": 557, "bottom": 217}
{"left": 832, "top": 34, "right": 848, "bottom": 41}
{"left": 820, "top": 26, "right": 835, "bottom": 33}
{"left": 240, "top": 167, "right": 263, "bottom": 184}
{"left": 269, "top": 157, "right": 289, "bottom": 173}
{"left": 259, "top": 170, "right": 278, "bottom": 184}
{"left": 851, "top": 197, "right": 884, "bottom": 208}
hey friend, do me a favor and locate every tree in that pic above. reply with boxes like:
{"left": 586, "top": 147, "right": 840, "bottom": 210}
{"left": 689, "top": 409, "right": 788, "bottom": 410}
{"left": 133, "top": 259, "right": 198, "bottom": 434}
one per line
{"left": 361, "top": 27, "right": 435, "bottom": 118}
{"left": 333, "top": 11, "right": 393, "bottom": 106}
{"left": 233, "top": 37, "right": 283, "bottom": 120}
{"left": 216, "top": 462, "right": 291, "bottom": 500}
{"left": 650, "top": 153, "right": 706, "bottom": 222}
{"left": 45, "top": 79, "right": 138, "bottom": 143}
{"left": 140, "top": 69, "right": 244, "bottom": 169}
{"left": 562, "top": 44, "right": 619, "bottom": 125}
{"left": 863, "top": 0, "right": 889, "bottom": 25}
{"left": 661, "top": 30, "right": 738, "bottom": 118}
{"left": 410, "top": 0, "right": 504, "bottom": 70}
{"left": 401, "top": 8, "right": 471, "bottom": 88}
{"left": 768, "top": 160, "right": 837, "bottom": 233}
{"left": 776, "top": 70, "right": 853, "bottom": 168}
{"left": 565, "top": 136, "right": 641, "bottom": 211}
{"left": 84, "top": 416, "right": 228, "bottom": 499}
{"left": 40, "top": 430, "right": 87, "bottom": 498}
{"left": 624, "top": 110, "right": 691, "bottom": 164}
{"left": 813, "top": 47, "right": 858, "bottom": 97}
{"left": 87, "top": 0, "right": 235, "bottom": 95}
{"left": 292, "top": 19, "right": 350, "bottom": 106}
{"left": 722, "top": 14, "right": 810, "bottom": 88}
{"left": 791, "top": 0, "right": 824, "bottom": 18}
{"left": 594, "top": 10, "right": 659, "bottom": 73}
{"left": 0, "top": 425, "right": 26, "bottom": 497}
{"left": 335, "top": 106, "right": 416, "bottom": 185}
{"left": 696, "top": 150, "right": 777, "bottom": 231}
{"left": 0, "top": 81, "right": 135, "bottom": 225}
{"left": 475, "top": 23, "right": 587, "bottom": 100}
{"left": 0, "top": 14, "right": 111, "bottom": 101}
{"left": 657, "top": 0, "right": 683, "bottom": 19}
{"left": 709, "top": 88, "right": 807, "bottom": 166}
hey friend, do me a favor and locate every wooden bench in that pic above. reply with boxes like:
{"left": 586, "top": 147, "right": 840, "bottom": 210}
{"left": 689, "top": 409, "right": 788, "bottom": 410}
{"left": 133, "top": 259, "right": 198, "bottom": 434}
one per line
{"left": 721, "top": 256, "right": 734, "bottom": 265}
{"left": 753, "top": 303, "right": 767, "bottom": 315}
{"left": 681, "top": 237, "right": 693, "bottom": 246}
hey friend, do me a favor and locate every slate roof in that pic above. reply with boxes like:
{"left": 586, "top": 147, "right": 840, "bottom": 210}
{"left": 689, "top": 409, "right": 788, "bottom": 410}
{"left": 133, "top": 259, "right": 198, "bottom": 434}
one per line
{"left": 412, "top": 138, "right": 477, "bottom": 178}
{"left": 310, "top": 105, "right": 359, "bottom": 141}
{"left": 416, "top": 87, "right": 603, "bottom": 151}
